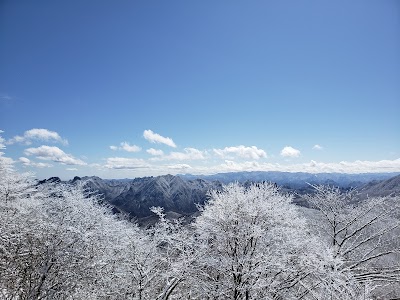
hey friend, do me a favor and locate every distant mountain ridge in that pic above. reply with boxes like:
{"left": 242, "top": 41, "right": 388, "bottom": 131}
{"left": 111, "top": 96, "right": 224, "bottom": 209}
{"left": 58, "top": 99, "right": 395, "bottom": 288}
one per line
{"left": 180, "top": 171, "right": 399, "bottom": 188}
{"left": 38, "top": 172, "right": 400, "bottom": 219}
{"left": 358, "top": 174, "right": 400, "bottom": 198}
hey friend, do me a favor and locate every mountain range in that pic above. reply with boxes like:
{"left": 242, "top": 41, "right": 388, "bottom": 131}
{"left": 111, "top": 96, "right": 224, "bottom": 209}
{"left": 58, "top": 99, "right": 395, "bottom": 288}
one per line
{"left": 180, "top": 171, "right": 398, "bottom": 188}
{"left": 76, "top": 175, "right": 221, "bottom": 219}
{"left": 357, "top": 174, "right": 400, "bottom": 198}
{"left": 39, "top": 172, "right": 400, "bottom": 221}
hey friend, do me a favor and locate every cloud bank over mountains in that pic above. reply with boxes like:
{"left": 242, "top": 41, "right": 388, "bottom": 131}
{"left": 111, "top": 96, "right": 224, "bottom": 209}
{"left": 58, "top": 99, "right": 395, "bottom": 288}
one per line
{"left": 2, "top": 128, "right": 400, "bottom": 178}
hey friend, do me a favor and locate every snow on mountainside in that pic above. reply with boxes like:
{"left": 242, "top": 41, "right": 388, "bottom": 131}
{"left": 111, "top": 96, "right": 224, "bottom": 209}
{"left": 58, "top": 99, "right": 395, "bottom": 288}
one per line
{"left": 181, "top": 171, "right": 399, "bottom": 188}
{"left": 78, "top": 175, "right": 222, "bottom": 218}
{"left": 38, "top": 173, "right": 400, "bottom": 220}
{"left": 358, "top": 174, "right": 400, "bottom": 198}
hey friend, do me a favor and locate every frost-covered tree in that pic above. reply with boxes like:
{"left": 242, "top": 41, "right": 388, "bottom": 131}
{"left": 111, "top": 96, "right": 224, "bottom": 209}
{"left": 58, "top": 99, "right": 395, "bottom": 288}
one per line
{"left": 0, "top": 179, "right": 118, "bottom": 298}
{"left": 0, "top": 136, "right": 35, "bottom": 204}
{"left": 0, "top": 144, "right": 190, "bottom": 299}
{"left": 0, "top": 139, "right": 43, "bottom": 299}
{"left": 0, "top": 137, "right": 131, "bottom": 298}
{"left": 190, "top": 182, "right": 325, "bottom": 299}
{"left": 305, "top": 185, "right": 400, "bottom": 299}
{"left": 92, "top": 205, "right": 198, "bottom": 300}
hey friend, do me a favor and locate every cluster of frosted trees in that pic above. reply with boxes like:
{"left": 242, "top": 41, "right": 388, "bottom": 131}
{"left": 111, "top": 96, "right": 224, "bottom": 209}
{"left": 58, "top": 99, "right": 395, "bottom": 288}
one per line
{"left": 1, "top": 143, "right": 400, "bottom": 299}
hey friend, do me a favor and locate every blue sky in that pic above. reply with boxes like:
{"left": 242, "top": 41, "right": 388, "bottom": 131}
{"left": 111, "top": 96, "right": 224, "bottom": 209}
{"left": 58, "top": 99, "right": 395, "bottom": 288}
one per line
{"left": 0, "top": 0, "right": 399, "bottom": 179}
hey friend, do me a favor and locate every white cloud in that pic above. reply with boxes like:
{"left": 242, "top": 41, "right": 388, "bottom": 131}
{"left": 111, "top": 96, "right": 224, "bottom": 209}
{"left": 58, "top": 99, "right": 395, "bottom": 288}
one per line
{"left": 143, "top": 129, "right": 176, "bottom": 148}
{"left": 151, "top": 148, "right": 206, "bottom": 161}
{"left": 24, "top": 146, "right": 86, "bottom": 165}
{"left": 77, "top": 156, "right": 400, "bottom": 179}
{"left": 174, "top": 158, "right": 400, "bottom": 175}
{"left": 219, "top": 160, "right": 261, "bottom": 172}
{"left": 0, "top": 135, "right": 5, "bottom": 150}
{"left": 19, "top": 157, "right": 52, "bottom": 168}
{"left": 288, "top": 159, "right": 400, "bottom": 174}
{"left": 312, "top": 144, "right": 323, "bottom": 150}
{"left": 66, "top": 168, "right": 78, "bottom": 171}
{"left": 167, "top": 164, "right": 192, "bottom": 170}
{"left": 8, "top": 128, "right": 68, "bottom": 145}
{"left": 105, "top": 157, "right": 149, "bottom": 169}
{"left": 0, "top": 130, "right": 12, "bottom": 165}
{"left": 9, "top": 135, "right": 25, "bottom": 144}
{"left": 0, "top": 156, "right": 14, "bottom": 168}
{"left": 110, "top": 142, "right": 141, "bottom": 152}
{"left": 280, "top": 146, "right": 301, "bottom": 158}
{"left": 213, "top": 145, "right": 267, "bottom": 160}
{"left": 18, "top": 157, "right": 30, "bottom": 165}
{"left": 147, "top": 148, "right": 164, "bottom": 156}
{"left": 120, "top": 142, "right": 141, "bottom": 152}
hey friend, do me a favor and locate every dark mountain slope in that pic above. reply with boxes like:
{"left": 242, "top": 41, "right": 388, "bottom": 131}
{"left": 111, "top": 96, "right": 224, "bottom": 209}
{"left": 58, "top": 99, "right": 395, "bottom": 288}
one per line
{"left": 358, "top": 174, "right": 400, "bottom": 198}
{"left": 79, "top": 175, "right": 222, "bottom": 218}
